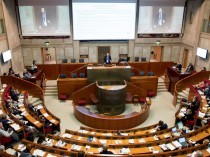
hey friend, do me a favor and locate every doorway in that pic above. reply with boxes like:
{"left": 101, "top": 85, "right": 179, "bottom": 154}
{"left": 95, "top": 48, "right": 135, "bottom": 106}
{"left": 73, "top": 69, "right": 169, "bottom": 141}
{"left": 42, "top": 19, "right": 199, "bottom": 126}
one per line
{"left": 98, "top": 47, "right": 110, "bottom": 64}
{"left": 182, "top": 49, "right": 189, "bottom": 69}
{"left": 42, "top": 47, "right": 56, "bottom": 64}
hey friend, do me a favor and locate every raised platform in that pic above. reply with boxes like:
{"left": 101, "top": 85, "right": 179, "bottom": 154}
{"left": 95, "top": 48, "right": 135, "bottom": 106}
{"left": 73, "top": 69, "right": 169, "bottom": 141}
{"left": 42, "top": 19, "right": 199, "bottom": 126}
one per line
{"left": 73, "top": 103, "right": 150, "bottom": 130}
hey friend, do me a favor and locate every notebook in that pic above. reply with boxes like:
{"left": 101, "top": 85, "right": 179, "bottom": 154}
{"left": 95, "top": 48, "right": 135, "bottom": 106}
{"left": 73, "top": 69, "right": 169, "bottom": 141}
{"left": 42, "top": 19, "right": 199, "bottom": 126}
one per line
{"left": 177, "top": 121, "right": 184, "bottom": 129}
{"left": 172, "top": 127, "right": 177, "bottom": 132}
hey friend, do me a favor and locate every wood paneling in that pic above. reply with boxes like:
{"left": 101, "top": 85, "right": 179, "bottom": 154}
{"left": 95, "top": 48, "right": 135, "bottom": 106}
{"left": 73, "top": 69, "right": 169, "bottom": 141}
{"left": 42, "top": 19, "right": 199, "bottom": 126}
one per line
{"left": 37, "top": 64, "right": 60, "bottom": 80}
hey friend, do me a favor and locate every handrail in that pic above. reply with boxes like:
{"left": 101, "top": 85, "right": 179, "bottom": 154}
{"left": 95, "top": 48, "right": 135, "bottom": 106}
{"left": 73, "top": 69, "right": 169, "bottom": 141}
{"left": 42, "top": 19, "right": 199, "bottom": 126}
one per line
{"left": 70, "top": 64, "right": 87, "bottom": 77}
{"left": 173, "top": 71, "right": 210, "bottom": 106}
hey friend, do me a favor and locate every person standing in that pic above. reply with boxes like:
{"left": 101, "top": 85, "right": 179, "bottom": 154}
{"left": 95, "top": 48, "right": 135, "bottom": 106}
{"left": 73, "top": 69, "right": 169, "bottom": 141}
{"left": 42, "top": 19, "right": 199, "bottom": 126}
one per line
{"left": 104, "top": 53, "right": 112, "bottom": 64}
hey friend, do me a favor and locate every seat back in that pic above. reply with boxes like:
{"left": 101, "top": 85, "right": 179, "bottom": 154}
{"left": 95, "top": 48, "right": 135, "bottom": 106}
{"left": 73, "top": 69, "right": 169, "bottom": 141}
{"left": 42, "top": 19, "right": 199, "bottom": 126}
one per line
{"left": 79, "top": 73, "right": 85, "bottom": 78}
{"left": 139, "top": 71, "right": 145, "bottom": 76}
{"left": 71, "top": 59, "right": 76, "bottom": 63}
{"left": 148, "top": 71, "right": 154, "bottom": 76}
{"left": 79, "top": 58, "right": 84, "bottom": 63}
{"left": 141, "top": 57, "right": 146, "bottom": 62}
{"left": 71, "top": 73, "right": 77, "bottom": 78}
{"left": 134, "top": 57, "right": 139, "bottom": 62}
{"left": 60, "top": 74, "right": 66, "bottom": 78}
{"left": 62, "top": 59, "right": 68, "bottom": 63}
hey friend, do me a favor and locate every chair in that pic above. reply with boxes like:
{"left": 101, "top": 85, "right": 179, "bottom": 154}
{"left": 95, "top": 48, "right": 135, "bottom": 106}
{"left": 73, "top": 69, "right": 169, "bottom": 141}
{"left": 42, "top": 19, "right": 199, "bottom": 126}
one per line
{"left": 77, "top": 99, "right": 87, "bottom": 106}
{"left": 60, "top": 74, "right": 66, "bottom": 78}
{"left": 79, "top": 73, "right": 85, "bottom": 78}
{"left": 147, "top": 90, "right": 156, "bottom": 97}
{"left": 90, "top": 93, "right": 100, "bottom": 104}
{"left": 59, "top": 94, "right": 68, "bottom": 101}
{"left": 62, "top": 59, "right": 68, "bottom": 63}
{"left": 71, "top": 59, "right": 76, "bottom": 63}
{"left": 71, "top": 73, "right": 77, "bottom": 78}
{"left": 130, "top": 72, "right": 135, "bottom": 76}
{"left": 139, "top": 71, "right": 145, "bottom": 76}
{"left": 147, "top": 71, "right": 154, "bottom": 76}
{"left": 79, "top": 58, "right": 84, "bottom": 63}
{"left": 126, "top": 57, "right": 130, "bottom": 62}
{"left": 141, "top": 57, "right": 146, "bottom": 62}
{"left": 134, "top": 57, "right": 139, "bottom": 62}
{"left": 139, "top": 97, "right": 146, "bottom": 103}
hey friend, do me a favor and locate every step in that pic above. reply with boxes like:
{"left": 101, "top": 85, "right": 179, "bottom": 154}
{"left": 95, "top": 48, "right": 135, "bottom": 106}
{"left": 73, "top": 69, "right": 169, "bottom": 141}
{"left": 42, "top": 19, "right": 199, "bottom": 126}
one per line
{"left": 32, "top": 100, "right": 43, "bottom": 107}
{"left": 45, "top": 86, "right": 57, "bottom": 89}
{"left": 45, "top": 90, "right": 58, "bottom": 93}
{"left": 29, "top": 97, "right": 40, "bottom": 104}
{"left": 44, "top": 93, "right": 58, "bottom": 96}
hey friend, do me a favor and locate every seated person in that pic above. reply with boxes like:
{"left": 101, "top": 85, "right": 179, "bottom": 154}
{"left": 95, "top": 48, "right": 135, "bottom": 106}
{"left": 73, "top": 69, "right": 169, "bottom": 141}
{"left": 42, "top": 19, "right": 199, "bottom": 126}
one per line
{"left": 185, "top": 63, "right": 194, "bottom": 74}
{"left": 18, "top": 144, "right": 35, "bottom": 157}
{"left": 37, "top": 134, "right": 53, "bottom": 146}
{"left": 10, "top": 86, "right": 19, "bottom": 102}
{"left": 176, "top": 62, "right": 182, "bottom": 72}
{"left": 31, "top": 60, "right": 37, "bottom": 71}
{"left": 100, "top": 144, "right": 114, "bottom": 154}
{"left": 156, "top": 120, "right": 168, "bottom": 131}
{"left": 0, "top": 122, "right": 19, "bottom": 142}
{"left": 23, "top": 69, "right": 32, "bottom": 79}
{"left": 104, "top": 53, "right": 112, "bottom": 64}
{"left": 187, "top": 150, "right": 204, "bottom": 157}
{"left": 8, "top": 68, "right": 15, "bottom": 76}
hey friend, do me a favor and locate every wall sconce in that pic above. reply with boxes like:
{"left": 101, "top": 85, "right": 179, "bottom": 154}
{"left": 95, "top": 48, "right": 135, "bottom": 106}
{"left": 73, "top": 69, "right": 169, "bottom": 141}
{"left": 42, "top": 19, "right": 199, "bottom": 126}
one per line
{"left": 45, "top": 41, "right": 50, "bottom": 51}
{"left": 156, "top": 40, "right": 160, "bottom": 46}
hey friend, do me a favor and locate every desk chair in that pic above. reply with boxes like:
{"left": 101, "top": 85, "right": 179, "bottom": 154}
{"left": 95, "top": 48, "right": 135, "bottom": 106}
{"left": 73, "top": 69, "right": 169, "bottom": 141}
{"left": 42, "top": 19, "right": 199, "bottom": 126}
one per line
{"left": 147, "top": 71, "right": 154, "bottom": 76}
{"left": 134, "top": 57, "right": 139, "bottom": 62}
{"left": 141, "top": 57, "right": 146, "bottom": 62}
{"left": 79, "top": 58, "right": 84, "bottom": 63}
{"left": 59, "top": 74, "right": 66, "bottom": 78}
{"left": 79, "top": 73, "right": 85, "bottom": 78}
{"left": 71, "top": 73, "right": 77, "bottom": 78}
{"left": 71, "top": 59, "right": 76, "bottom": 63}
{"left": 62, "top": 59, "right": 68, "bottom": 63}
{"left": 139, "top": 71, "right": 145, "bottom": 76}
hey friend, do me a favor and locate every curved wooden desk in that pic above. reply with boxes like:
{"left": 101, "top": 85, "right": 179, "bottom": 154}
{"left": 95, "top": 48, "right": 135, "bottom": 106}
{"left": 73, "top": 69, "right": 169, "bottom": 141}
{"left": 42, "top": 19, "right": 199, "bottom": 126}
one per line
{"left": 73, "top": 104, "right": 150, "bottom": 130}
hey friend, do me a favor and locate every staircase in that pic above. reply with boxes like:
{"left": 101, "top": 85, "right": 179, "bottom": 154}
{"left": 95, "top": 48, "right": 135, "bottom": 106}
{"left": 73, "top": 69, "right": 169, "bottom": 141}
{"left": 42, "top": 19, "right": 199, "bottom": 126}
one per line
{"left": 44, "top": 80, "right": 58, "bottom": 97}
{"left": 28, "top": 95, "right": 43, "bottom": 107}
{"left": 157, "top": 76, "right": 169, "bottom": 92}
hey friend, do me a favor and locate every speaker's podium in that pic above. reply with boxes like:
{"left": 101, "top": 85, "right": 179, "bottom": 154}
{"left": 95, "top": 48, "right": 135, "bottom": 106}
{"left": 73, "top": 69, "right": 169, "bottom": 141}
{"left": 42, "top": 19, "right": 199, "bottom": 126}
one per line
{"left": 87, "top": 65, "right": 131, "bottom": 115}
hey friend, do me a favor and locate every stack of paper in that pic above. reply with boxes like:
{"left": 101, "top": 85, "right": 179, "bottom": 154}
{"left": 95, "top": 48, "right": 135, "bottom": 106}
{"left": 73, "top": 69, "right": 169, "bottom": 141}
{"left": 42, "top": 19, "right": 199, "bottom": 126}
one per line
{"left": 166, "top": 143, "right": 176, "bottom": 150}
{"left": 56, "top": 140, "right": 66, "bottom": 147}
{"left": 71, "top": 144, "right": 81, "bottom": 151}
{"left": 115, "top": 140, "right": 122, "bottom": 144}
{"left": 10, "top": 123, "right": 20, "bottom": 131}
{"left": 43, "top": 113, "right": 49, "bottom": 117}
{"left": 150, "top": 129, "right": 156, "bottom": 133}
{"left": 99, "top": 140, "right": 107, "bottom": 144}
{"left": 50, "top": 119, "right": 55, "bottom": 123}
{"left": 138, "top": 138, "right": 145, "bottom": 143}
{"left": 153, "top": 135, "right": 159, "bottom": 140}
{"left": 159, "top": 144, "right": 168, "bottom": 151}
{"left": 120, "top": 148, "right": 130, "bottom": 154}
{"left": 33, "top": 149, "right": 45, "bottom": 156}
{"left": 172, "top": 140, "right": 182, "bottom": 148}
{"left": 37, "top": 105, "right": 43, "bottom": 110}
{"left": 102, "top": 133, "right": 112, "bottom": 136}
{"left": 129, "top": 139, "right": 134, "bottom": 143}
{"left": 61, "top": 133, "right": 72, "bottom": 138}
{"left": 85, "top": 145, "right": 90, "bottom": 150}
{"left": 121, "top": 133, "right": 129, "bottom": 136}
{"left": 78, "top": 137, "right": 83, "bottom": 140}
{"left": 18, "top": 144, "right": 26, "bottom": 151}
{"left": 198, "top": 111, "right": 205, "bottom": 118}
{"left": 34, "top": 121, "right": 39, "bottom": 125}
{"left": 47, "top": 154, "right": 56, "bottom": 157}
{"left": 78, "top": 129, "right": 88, "bottom": 133}
{"left": 91, "top": 132, "right": 96, "bottom": 135}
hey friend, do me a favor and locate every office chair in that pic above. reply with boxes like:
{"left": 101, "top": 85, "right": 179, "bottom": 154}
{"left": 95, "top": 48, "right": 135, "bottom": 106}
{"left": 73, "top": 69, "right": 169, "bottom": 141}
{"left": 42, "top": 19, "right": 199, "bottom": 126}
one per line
{"left": 79, "top": 58, "right": 84, "bottom": 63}
{"left": 62, "top": 59, "right": 68, "bottom": 63}
{"left": 71, "top": 73, "right": 77, "bottom": 78}
{"left": 134, "top": 57, "right": 139, "bottom": 62}
{"left": 60, "top": 74, "right": 66, "bottom": 78}
{"left": 126, "top": 57, "right": 130, "bottom": 62}
{"left": 79, "top": 73, "right": 85, "bottom": 78}
{"left": 141, "top": 57, "right": 146, "bottom": 62}
{"left": 147, "top": 71, "right": 154, "bottom": 76}
{"left": 139, "top": 71, "right": 145, "bottom": 76}
{"left": 71, "top": 59, "right": 76, "bottom": 63}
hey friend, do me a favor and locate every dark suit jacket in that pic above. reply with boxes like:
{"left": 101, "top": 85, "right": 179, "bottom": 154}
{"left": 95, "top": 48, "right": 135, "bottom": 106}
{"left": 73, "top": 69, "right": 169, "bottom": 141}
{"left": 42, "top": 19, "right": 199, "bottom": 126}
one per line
{"left": 100, "top": 150, "right": 114, "bottom": 154}
{"left": 104, "top": 55, "right": 112, "bottom": 64}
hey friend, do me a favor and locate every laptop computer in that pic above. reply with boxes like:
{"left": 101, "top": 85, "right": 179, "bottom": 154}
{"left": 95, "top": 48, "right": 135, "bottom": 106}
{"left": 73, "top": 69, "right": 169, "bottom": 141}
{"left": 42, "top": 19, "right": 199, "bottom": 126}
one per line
{"left": 177, "top": 121, "right": 184, "bottom": 129}
{"left": 171, "top": 127, "right": 177, "bottom": 132}
{"left": 178, "top": 137, "right": 188, "bottom": 147}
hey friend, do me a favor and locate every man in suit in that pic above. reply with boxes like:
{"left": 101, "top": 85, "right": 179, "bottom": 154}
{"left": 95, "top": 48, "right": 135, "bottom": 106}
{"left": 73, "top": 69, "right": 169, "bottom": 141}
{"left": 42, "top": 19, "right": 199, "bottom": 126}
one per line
{"left": 104, "top": 53, "right": 112, "bottom": 64}
{"left": 176, "top": 62, "right": 182, "bottom": 72}
{"left": 154, "top": 8, "right": 166, "bottom": 28}
{"left": 100, "top": 144, "right": 114, "bottom": 154}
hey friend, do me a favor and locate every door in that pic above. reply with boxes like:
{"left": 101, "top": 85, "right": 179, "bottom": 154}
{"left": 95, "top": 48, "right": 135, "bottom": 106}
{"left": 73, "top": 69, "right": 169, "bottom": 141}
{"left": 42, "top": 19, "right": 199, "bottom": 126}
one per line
{"left": 154, "top": 46, "right": 162, "bottom": 62}
{"left": 98, "top": 47, "right": 110, "bottom": 64}
{"left": 183, "top": 49, "right": 189, "bottom": 69}
{"left": 41, "top": 47, "right": 56, "bottom": 64}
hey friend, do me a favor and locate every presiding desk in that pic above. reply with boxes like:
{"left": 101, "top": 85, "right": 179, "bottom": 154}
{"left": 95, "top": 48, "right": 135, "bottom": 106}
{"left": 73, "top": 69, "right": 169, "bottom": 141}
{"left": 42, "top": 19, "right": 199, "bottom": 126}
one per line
{"left": 87, "top": 65, "right": 131, "bottom": 83}
{"left": 167, "top": 66, "right": 192, "bottom": 94}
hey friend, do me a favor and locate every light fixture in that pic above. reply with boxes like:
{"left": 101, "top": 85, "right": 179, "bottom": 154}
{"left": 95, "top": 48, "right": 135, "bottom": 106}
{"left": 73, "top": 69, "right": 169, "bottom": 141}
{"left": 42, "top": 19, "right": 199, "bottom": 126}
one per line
{"left": 45, "top": 41, "right": 50, "bottom": 51}
{"left": 155, "top": 40, "right": 160, "bottom": 46}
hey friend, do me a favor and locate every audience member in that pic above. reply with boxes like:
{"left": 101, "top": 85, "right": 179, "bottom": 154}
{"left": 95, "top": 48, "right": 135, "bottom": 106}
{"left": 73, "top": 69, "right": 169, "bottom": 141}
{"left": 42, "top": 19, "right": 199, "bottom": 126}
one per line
{"left": 23, "top": 69, "right": 32, "bottom": 79}
{"left": 78, "top": 151, "right": 85, "bottom": 157}
{"left": 8, "top": 68, "right": 15, "bottom": 76}
{"left": 10, "top": 86, "right": 19, "bottom": 102}
{"left": 185, "top": 63, "right": 194, "bottom": 74}
{"left": 31, "top": 60, "right": 37, "bottom": 71}
{"left": 19, "top": 144, "right": 35, "bottom": 157}
{"left": 37, "top": 134, "right": 53, "bottom": 146}
{"left": 156, "top": 120, "right": 168, "bottom": 131}
{"left": 104, "top": 53, "right": 112, "bottom": 64}
{"left": 100, "top": 144, "right": 114, "bottom": 154}
{"left": 176, "top": 62, "right": 182, "bottom": 72}
{"left": 187, "top": 150, "right": 204, "bottom": 157}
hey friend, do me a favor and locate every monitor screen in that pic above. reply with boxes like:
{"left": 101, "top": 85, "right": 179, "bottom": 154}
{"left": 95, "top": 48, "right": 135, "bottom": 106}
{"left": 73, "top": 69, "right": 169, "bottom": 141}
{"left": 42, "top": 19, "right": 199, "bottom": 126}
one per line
{"left": 2, "top": 50, "right": 12, "bottom": 63}
{"left": 18, "top": 0, "right": 71, "bottom": 36}
{"left": 72, "top": 0, "right": 137, "bottom": 40}
{"left": 196, "top": 47, "right": 208, "bottom": 59}
{"left": 178, "top": 137, "right": 186, "bottom": 143}
{"left": 177, "top": 121, "right": 183, "bottom": 129}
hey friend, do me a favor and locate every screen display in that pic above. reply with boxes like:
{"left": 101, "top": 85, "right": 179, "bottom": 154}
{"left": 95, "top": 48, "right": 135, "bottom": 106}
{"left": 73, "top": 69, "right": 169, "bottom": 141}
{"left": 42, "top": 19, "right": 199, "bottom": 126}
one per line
{"left": 138, "top": 0, "right": 185, "bottom": 34}
{"left": 2, "top": 50, "right": 12, "bottom": 63}
{"left": 72, "top": 0, "right": 137, "bottom": 40}
{"left": 18, "top": 0, "right": 71, "bottom": 36}
{"left": 196, "top": 47, "right": 208, "bottom": 59}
